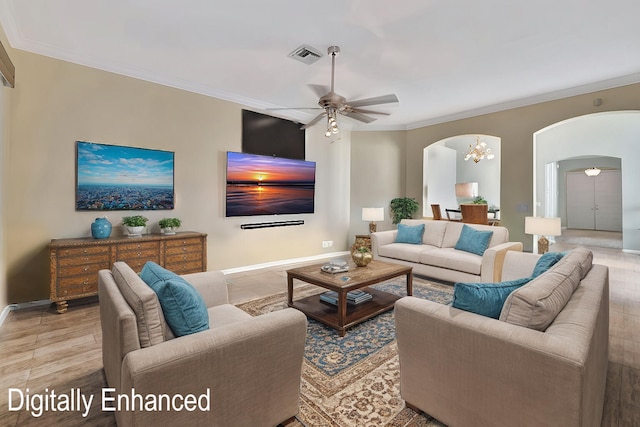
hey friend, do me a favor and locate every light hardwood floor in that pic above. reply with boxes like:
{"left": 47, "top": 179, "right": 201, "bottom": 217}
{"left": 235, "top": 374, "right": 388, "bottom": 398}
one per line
{"left": 0, "top": 243, "right": 638, "bottom": 426}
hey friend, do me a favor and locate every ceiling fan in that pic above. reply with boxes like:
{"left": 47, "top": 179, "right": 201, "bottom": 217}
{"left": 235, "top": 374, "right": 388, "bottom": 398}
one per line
{"left": 274, "top": 46, "right": 399, "bottom": 137}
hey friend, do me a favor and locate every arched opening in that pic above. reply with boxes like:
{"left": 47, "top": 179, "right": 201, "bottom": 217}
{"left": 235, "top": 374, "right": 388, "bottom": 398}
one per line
{"left": 534, "top": 111, "right": 640, "bottom": 253}
{"left": 423, "top": 134, "right": 501, "bottom": 218}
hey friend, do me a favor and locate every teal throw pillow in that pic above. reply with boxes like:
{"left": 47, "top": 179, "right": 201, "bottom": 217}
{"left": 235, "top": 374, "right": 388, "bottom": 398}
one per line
{"left": 140, "top": 261, "right": 209, "bottom": 337}
{"left": 531, "top": 251, "right": 566, "bottom": 278}
{"left": 395, "top": 223, "right": 425, "bottom": 245}
{"left": 454, "top": 224, "right": 493, "bottom": 256}
{"left": 452, "top": 277, "right": 531, "bottom": 319}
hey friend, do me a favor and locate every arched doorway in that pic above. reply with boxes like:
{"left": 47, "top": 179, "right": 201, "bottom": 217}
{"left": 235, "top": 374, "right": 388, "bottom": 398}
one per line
{"left": 423, "top": 134, "right": 501, "bottom": 217}
{"left": 534, "top": 111, "right": 640, "bottom": 253}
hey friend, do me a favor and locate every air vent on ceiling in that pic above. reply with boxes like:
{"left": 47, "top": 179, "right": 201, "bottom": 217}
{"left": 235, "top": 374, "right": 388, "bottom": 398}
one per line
{"left": 288, "top": 45, "right": 323, "bottom": 65}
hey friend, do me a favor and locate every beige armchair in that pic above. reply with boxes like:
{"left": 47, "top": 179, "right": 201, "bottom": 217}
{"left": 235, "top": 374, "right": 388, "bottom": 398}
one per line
{"left": 99, "top": 261, "right": 307, "bottom": 427}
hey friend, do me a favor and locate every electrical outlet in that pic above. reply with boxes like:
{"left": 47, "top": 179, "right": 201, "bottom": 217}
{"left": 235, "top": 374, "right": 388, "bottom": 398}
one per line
{"left": 322, "top": 240, "right": 333, "bottom": 248}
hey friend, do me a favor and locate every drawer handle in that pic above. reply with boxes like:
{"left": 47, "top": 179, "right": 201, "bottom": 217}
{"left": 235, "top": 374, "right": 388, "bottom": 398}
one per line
{"left": 83, "top": 267, "right": 89, "bottom": 272}
{"left": 83, "top": 280, "right": 88, "bottom": 285}
{"left": 137, "top": 252, "right": 142, "bottom": 256}
{"left": 83, "top": 249, "right": 88, "bottom": 254}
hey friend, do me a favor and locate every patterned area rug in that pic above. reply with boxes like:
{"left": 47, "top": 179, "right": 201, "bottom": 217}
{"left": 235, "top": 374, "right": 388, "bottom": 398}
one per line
{"left": 236, "top": 278, "right": 453, "bottom": 426}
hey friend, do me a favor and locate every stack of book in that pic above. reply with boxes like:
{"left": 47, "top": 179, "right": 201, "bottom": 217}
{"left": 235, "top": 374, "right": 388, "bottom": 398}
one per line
{"left": 320, "top": 290, "right": 372, "bottom": 306}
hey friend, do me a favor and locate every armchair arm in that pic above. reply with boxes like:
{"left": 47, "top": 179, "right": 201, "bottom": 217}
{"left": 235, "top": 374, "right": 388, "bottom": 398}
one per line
{"left": 500, "top": 250, "right": 541, "bottom": 281}
{"left": 481, "top": 241, "right": 523, "bottom": 282}
{"left": 119, "top": 308, "right": 307, "bottom": 427}
{"left": 181, "top": 270, "right": 229, "bottom": 307}
{"left": 395, "top": 297, "right": 585, "bottom": 427}
{"left": 371, "top": 230, "right": 397, "bottom": 258}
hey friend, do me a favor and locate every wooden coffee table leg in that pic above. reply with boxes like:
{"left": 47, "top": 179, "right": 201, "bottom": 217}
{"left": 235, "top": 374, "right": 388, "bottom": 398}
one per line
{"left": 406, "top": 273, "right": 413, "bottom": 296}
{"left": 287, "top": 274, "right": 294, "bottom": 305}
{"left": 338, "top": 291, "right": 347, "bottom": 337}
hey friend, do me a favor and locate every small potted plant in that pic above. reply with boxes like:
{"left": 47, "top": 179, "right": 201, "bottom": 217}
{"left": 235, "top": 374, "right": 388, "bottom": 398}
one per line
{"left": 352, "top": 246, "right": 373, "bottom": 267}
{"left": 122, "top": 215, "right": 148, "bottom": 237}
{"left": 158, "top": 218, "right": 181, "bottom": 235}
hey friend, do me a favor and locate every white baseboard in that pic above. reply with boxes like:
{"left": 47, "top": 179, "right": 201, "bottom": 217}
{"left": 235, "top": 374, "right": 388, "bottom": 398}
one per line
{"left": 622, "top": 248, "right": 640, "bottom": 255}
{"left": 0, "top": 300, "right": 50, "bottom": 329}
{"left": 221, "top": 251, "right": 350, "bottom": 275}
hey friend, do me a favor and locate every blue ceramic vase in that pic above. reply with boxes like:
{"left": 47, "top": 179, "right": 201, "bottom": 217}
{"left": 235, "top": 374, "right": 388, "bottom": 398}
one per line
{"left": 91, "top": 217, "right": 112, "bottom": 239}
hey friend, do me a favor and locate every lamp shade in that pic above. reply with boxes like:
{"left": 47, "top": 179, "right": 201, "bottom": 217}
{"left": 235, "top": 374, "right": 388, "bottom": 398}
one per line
{"left": 525, "top": 217, "right": 561, "bottom": 236}
{"left": 455, "top": 182, "right": 478, "bottom": 198}
{"left": 362, "top": 207, "right": 384, "bottom": 222}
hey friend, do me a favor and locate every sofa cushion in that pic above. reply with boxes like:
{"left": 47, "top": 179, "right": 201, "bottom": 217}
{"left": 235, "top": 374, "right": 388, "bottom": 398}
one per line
{"left": 454, "top": 224, "right": 493, "bottom": 256}
{"left": 453, "top": 277, "right": 531, "bottom": 319}
{"left": 442, "top": 222, "right": 508, "bottom": 249}
{"left": 532, "top": 251, "right": 566, "bottom": 278}
{"left": 500, "top": 255, "right": 583, "bottom": 331}
{"left": 379, "top": 243, "right": 434, "bottom": 263}
{"left": 111, "top": 261, "right": 168, "bottom": 348}
{"left": 395, "top": 223, "right": 425, "bottom": 244}
{"left": 419, "top": 248, "right": 482, "bottom": 275}
{"left": 140, "top": 262, "right": 210, "bottom": 337}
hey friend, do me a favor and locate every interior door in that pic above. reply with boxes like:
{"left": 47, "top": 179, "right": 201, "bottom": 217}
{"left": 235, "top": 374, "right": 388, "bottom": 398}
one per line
{"left": 566, "top": 170, "right": 622, "bottom": 231}
{"left": 566, "top": 172, "right": 595, "bottom": 229}
{"left": 594, "top": 170, "right": 622, "bottom": 231}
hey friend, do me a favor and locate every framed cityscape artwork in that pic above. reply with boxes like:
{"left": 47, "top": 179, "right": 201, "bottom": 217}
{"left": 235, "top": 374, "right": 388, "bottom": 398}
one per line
{"left": 75, "top": 141, "right": 175, "bottom": 210}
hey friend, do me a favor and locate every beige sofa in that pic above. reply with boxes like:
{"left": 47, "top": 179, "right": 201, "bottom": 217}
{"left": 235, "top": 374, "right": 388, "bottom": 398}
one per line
{"left": 371, "top": 219, "right": 523, "bottom": 283}
{"left": 395, "top": 247, "right": 609, "bottom": 427}
{"left": 98, "top": 261, "right": 308, "bottom": 427}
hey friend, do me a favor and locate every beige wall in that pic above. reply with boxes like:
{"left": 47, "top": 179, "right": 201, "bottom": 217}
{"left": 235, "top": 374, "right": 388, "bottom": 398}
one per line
{"left": 350, "top": 131, "right": 406, "bottom": 237}
{"left": 405, "top": 85, "right": 640, "bottom": 250}
{"left": 5, "top": 47, "right": 351, "bottom": 304}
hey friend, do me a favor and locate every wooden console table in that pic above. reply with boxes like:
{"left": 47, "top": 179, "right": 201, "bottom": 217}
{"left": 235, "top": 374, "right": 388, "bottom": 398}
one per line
{"left": 49, "top": 232, "right": 207, "bottom": 313}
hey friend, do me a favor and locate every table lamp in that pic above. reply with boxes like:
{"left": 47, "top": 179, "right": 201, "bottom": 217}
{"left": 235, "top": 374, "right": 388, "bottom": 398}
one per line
{"left": 362, "top": 208, "right": 384, "bottom": 234}
{"left": 525, "top": 217, "right": 561, "bottom": 254}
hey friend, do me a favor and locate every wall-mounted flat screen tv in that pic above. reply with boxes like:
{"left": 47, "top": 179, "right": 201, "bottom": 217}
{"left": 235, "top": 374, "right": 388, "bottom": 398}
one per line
{"left": 242, "top": 110, "right": 305, "bottom": 160}
{"left": 76, "top": 141, "right": 175, "bottom": 210}
{"left": 226, "top": 151, "right": 315, "bottom": 217}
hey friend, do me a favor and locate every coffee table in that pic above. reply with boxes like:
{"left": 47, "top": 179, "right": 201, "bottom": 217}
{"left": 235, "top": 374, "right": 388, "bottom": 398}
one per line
{"left": 287, "top": 259, "right": 412, "bottom": 336}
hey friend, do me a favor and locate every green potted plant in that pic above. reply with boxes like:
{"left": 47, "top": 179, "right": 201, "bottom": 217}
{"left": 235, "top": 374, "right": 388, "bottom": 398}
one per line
{"left": 158, "top": 218, "right": 181, "bottom": 235}
{"left": 390, "top": 197, "right": 420, "bottom": 224}
{"left": 472, "top": 196, "right": 488, "bottom": 205}
{"left": 122, "top": 215, "right": 148, "bottom": 237}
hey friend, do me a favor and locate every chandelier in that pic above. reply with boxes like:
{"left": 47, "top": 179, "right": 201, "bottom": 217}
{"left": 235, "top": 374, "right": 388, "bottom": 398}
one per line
{"left": 464, "top": 136, "right": 495, "bottom": 163}
{"left": 325, "top": 108, "right": 339, "bottom": 137}
{"left": 584, "top": 167, "right": 601, "bottom": 177}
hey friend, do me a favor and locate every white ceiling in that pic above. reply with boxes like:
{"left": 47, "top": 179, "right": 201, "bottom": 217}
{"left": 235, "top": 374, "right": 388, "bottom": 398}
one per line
{"left": 1, "top": 0, "right": 640, "bottom": 130}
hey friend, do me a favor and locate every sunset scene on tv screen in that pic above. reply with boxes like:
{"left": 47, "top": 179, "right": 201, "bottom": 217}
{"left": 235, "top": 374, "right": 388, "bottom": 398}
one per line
{"left": 226, "top": 151, "right": 315, "bottom": 184}
{"left": 225, "top": 152, "right": 315, "bottom": 217}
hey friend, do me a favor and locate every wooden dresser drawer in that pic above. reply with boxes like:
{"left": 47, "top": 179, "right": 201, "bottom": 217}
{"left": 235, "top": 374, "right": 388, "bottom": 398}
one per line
{"left": 117, "top": 240, "right": 160, "bottom": 251}
{"left": 57, "top": 253, "right": 111, "bottom": 267}
{"left": 164, "top": 260, "right": 205, "bottom": 274}
{"left": 57, "top": 262, "right": 108, "bottom": 278}
{"left": 56, "top": 274, "right": 97, "bottom": 289}
{"left": 57, "top": 245, "right": 110, "bottom": 258}
{"left": 165, "top": 237, "right": 203, "bottom": 248}
{"left": 56, "top": 281, "right": 98, "bottom": 297}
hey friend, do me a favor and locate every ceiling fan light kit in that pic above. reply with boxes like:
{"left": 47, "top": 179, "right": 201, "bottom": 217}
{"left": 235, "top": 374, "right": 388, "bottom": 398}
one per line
{"left": 276, "top": 45, "right": 399, "bottom": 137}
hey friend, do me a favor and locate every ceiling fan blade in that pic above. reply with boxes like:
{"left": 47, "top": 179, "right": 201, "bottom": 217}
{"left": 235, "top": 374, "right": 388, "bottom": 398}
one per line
{"left": 343, "top": 111, "right": 377, "bottom": 123}
{"left": 266, "top": 107, "right": 322, "bottom": 111}
{"left": 349, "top": 108, "right": 390, "bottom": 116}
{"left": 348, "top": 94, "right": 399, "bottom": 107}
{"left": 308, "top": 84, "right": 331, "bottom": 98}
{"left": 301, "top": 112, "right": 326, "bottom": 129}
